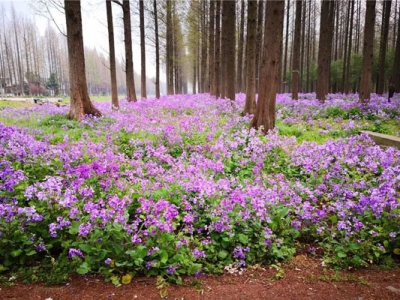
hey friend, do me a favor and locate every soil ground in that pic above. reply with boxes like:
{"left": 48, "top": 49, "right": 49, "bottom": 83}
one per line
{"left": 2, "top": 255, "right": 400, "bottom": 300}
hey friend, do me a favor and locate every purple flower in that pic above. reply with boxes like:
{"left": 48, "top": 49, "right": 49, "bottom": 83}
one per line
{"left": 192, "top": 249, "right": 206, "bottom": 259}
{"left": 104, "top": 258, "right": 112, "bottom": 265}
{"left": 166, "top": 266, "right": 176, "bottom": 275}
{"left": 68, "top": 248, "right": 84, "bottom": 258}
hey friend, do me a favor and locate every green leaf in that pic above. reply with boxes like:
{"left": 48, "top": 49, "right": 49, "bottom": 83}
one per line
{"left": 218, "top": 250, "right": 228, "bottom": 259}
{"left": 76, "top": 262, "right": 89, "bottom": 274}
{"left": 11, "top": 249, "right": 23, "bottom": 257}
{"left": 337, "top": 252, "right": 347, "bottom": 258}
{"left": 26, "top": 250, "right": 37, "bottom": 256}
{"left": 237, "top": 234, "right": 249, "bottom": 244}
{"left": 160, "top": 250, "right": 168, "bottom": 264}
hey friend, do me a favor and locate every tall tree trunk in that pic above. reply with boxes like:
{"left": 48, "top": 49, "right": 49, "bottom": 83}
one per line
{"left": 376, "top": 0, "right": 391, "bottom": 95}
{"left": 359, "top": 0, "right": 376, "bottom": 103}
{"left": 153, "top": 0, "right": 160, "bottom": 98}
{"left": 64, "top": 0, "right": 101, "bottom": 120}
{"left": 236, "top": 0, "right": 245, "bottom": 92}
{"left": 222, "top": 0, "right": 236, "bottom": 100}
{"left": 122, "top": 0, "right": 137, "bottom": 101}
{"left": 341, "top": 0, "right": 351, "bottom": 93}
{"left": 282, "top": 0, "right": 290, "bottom": 93}
{"left": 255, "top": 0, "right": 264, "bottom": 92}
{"left": 243, "top": 0, "right": 257, "bottom": 115}
{"left": 139, "top": 0, "right": 147, "bottom": 98}
{"left": 316, "top": 0, "right": 335, "bottom": 102}
{"left": 209, "top": 0, "right": 215, "bottom": 95}
{"left": 292, "top": 0, "right": 302, "bottom": 100}
{"left": 213, "top": 0, "right": 221, "bottom": 97}
{"left": 300, "top": 0, "right": 306, "bottom": 92}
{"left": 250, "top": 1, "right": 284, "bottom": 133}
{"left": 201, "top": 1, "right": 208, "bottom": 93}
{"left": 166, "top": 0, "right": 174, "bottom": 94}
{"left": 393, "top": 0, "right": 400, "bottom": 92}
{"left": 106, "top": 0, "right": 118, "bottom": 110}
{"left": 344, "top": 0, "right": 354, "bottom": 94}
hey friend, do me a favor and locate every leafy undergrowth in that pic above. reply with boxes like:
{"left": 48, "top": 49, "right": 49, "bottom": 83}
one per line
{"left": 0, "top": 93, "right": 399, "bottom": 285}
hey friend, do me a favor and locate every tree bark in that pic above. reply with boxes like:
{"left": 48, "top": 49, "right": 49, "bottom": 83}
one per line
{"left": 393, "top": 0, "right": 400, "bottom": 92}
{"left": 282, "top": 0, "right": 290, "bottom": 93}
{"left": 166, "top": 0, "right": 174, "bottom": 94}
{"left": 213, "top": 0, "right": 221, "bottom": 97}
{"left": 243, "top": 0, "right": 257, "bottom": 115}
{"left": 250, "top": 1, "right": 284, "bottom": 134}
{"left": 106, "top": 0, "right": 119, "bottom": 110}
{"left": 236, "top": 0, "right": 245, "bottom": 92}
{"left": 292, "top": 0, "right": 302, "bottom": 100}
{"left": 255, "top": 0, "right": 264, "bottom": 92}
{"left": 122, "top": 0, "right": 137, "bottom": 101}
{"left": 64, "top": 0, "right": 101, "bottom": 121}
{"left": 153, "top": 0, "right": 160, "bottom": 98}
{"left": 222, "top": 0, "right": 236, "bottom": 100}
{"left": 209, "top": 0, "right": 215, "bottom": 95}
{"left": 344, "top": 0, "right": 354, "bottom": 94}
{"left": 376, "top": 0, "right": 391, "bottom": 95}
{"left": 316, "top": 0, "right": 335, "bottom": 102}
{"left": 139, "top": 0, "right": 147, "bottom": 98}
{"left": 359, "top": 0, "right": 376, "bottom": 103}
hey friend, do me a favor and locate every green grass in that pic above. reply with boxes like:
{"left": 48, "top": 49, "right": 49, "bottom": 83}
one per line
{"left": 0, "top": 100, "right": 34, "bottom": 109}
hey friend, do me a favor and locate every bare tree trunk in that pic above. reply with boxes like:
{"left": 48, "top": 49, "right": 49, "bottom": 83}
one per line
{"left": 292, "top": 0, "right": 302, "bottom": 100}
{"left": 243, "top": 0, "right": 257, "bottom": 115}
{"left": 209, "top": 0, "right": 215, "bottom": 95}
{"left": 282, "top": 0, "right": 290, "bottom": 93}
{"left": 236, "top": 0, "right": 245, "bottom": 92}
{"left": 341, "top": 0, "right": 351, "bottom": 93}
{"left": 359, "top": 0, "right": 376, "bottom": 103}
{"left": 255, "top": 0, "right": 264, "bottom": 92}
{"left": 106, "top": 0, "right": 119, "bottom": 109}
{"left": 122, "top": 0, "right": 137, "bottom": 101}
{"left": 153, "top": 0, "right": 160, "bottom": 98}
{"left": 393, "top": 0, "right": 400, "bottom": 92}
{"left": 223, "top": 0, "right": 236, "bottom": 100}
{"left": 139, "top": 0, "right": 146, "bottom": 98}
{"left": 344, "top": 0, "right": 354, "bottom": 94}
{"left": 214, "top": 0, "right": 221, "bottom": 97}
{"left": 64, "top": 0, "right": 101, "bottom": 120}
{"left": 250, "top": 1, "right": 284, "bottom": 134}
{"left": 166, "top": 0, "right": 174, "bottom": 94}
{"left": 376, "top": 0, "right": 391, "bottom": 95}
{"left": 201, "top": 1, "right": 208, "bottom": 93}
{"left": 316, "top": 0, "right": 335, "bottom": 102}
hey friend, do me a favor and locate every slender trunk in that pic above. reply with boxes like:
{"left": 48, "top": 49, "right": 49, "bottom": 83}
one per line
{"left": 316, "top": 0, "right": 335, "bottom": 102}
{"left": 214, "top": 0, "right": 221, "bottom": 97}
{"left": 376, "top": 0, "right": 391, "bottom": 95}
{"left": 106, "top": 0, "right": 119, "bottom": 109}
{"left": 209, "top": 0, "right": 215, "bottom": 95}
{"left": 223, "top": 0, "right": 236, "bottom": 100}
{"left": 282, "top": 0, "right": 290, "bottom": 93}
{"left": 166, "top": 0, "right": 174, "bottom": 94}
{"left": 344, "top": 0, "right": 354, "bottom": 94}
{"left": 393, "top": 0, "right": 400, "bottom": 92}
{"left": 154, "top": 0, "right": 160, "bottom": 98}
{"left": 122, "top": 0, "right": 137, "bottom": 101}
{"left": 292, "top": 0, "right": 302, "bottom": 100}
{"left": 341, "top": 0, "right": 351, "bottom": 93}
{"left": 243, "top": 0, "right": 257, "bottom": 115}
{"left": 236, "top": 0, "right": 245, "bottom": 92}
{"left": 139, "top": 0, "right": 147, "bottom": 98}
{"left": 359, "top": 0, "right": 376, "bottom": 103}
{"left": 300, "top": 0, "right": 306, "bottom": 92}
{"left": 255, "top": 0, "right": 264, "bottom": 92}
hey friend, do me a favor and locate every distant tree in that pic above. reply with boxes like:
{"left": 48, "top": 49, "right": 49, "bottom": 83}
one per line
{"left": 359, "top": 0, "right": 376, "bottom": 103}
{"left": 250, "top": 1, "right": 284, "bottom": 133}
{"left": 316, "top": 0, "right": 335, "bottom": 102}
{"left": 46, "top": 72, "right": 59, "bottom": 95}
{"left": 64, "top": 0, "right": 101, "bottom": 120}
{"left": 106, "top": 0, "right": 119, "bottom": 110}
{"left": 236, "top": 0, "right": 245, "bottom": 93}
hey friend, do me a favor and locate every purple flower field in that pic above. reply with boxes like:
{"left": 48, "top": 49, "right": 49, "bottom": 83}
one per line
{"left": 0, "top": 93, "right": 399, "bottom": 284}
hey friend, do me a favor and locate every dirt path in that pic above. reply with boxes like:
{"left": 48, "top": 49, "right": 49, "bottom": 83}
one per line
{"left": 2, "top": 257, "right": 400, "bottom": 300}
